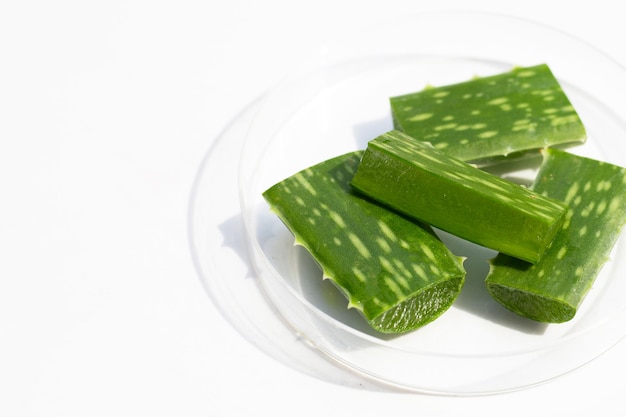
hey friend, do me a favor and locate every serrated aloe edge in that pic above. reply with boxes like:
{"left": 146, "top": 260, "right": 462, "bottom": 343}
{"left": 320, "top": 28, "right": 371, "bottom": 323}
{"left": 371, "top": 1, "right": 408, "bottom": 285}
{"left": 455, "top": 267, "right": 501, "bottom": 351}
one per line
{"left": 486, "top": 149, "right": 626, "bottom": 323}
{"left": 390, "top": 64, "right": 587, "bottom": 165}
{"left": 262, "top": 151, "right": 466, "bottom": 334}
{"left": 350, "top": 130, "right": 568, "bottom": 264}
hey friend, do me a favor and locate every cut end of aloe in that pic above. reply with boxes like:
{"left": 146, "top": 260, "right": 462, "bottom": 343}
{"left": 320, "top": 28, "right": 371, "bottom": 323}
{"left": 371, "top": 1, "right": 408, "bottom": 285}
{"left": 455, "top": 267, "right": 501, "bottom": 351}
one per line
{"left": 486, "top": 265, "right": 576, "bottom": 323}
{"left": 390, "top": 64, "right": 587, "bottom": 165}
{"left": 263, "top": 151, "right": 465, "bottom": 334}
{"left": 370, "top": 276, "right": 464, "bottom": 333}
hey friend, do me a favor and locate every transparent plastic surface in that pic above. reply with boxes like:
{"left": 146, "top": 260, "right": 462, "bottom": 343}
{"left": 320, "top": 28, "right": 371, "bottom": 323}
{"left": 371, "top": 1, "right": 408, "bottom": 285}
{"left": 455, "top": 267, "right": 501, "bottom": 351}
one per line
{"left": 235, "top": 12, "right": 626, "bottom": 395}
{"left": 188, "top": 98, "right": 388, "bottom": 390}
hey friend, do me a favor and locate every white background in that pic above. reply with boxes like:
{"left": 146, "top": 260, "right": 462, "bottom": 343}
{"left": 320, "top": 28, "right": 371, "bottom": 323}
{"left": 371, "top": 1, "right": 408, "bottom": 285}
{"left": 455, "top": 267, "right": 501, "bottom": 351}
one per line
{"left": 2, "top": 1, "right": 626, "bottom": 415}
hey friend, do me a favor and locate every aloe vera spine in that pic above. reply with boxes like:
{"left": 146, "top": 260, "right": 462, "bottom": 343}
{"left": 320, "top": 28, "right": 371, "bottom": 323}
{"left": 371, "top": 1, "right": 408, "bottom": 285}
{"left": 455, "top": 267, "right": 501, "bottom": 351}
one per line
{"left": 263, "top": 151, "right": 465, "bottom": 334}
{"left": 390, "top": 64, "right": 586, "bottom": 164}
{"left": 350, "top": 130, "right": 568, "bottom": 263}
{"left": 486, "top": 149, "right": 626, "bottom": 322}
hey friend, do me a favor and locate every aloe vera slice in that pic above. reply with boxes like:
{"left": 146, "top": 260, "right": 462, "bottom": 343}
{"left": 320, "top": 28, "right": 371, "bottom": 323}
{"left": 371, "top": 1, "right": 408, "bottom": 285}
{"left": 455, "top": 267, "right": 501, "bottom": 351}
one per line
{"left": 263, "top": 151, "right": 466, "bottom": 334}
{"left": 350, "top": 130, "right": 568, "bottom": 263}
{"left": 390, "top": 64, "right": 586, "bottom": 165}
{"left": 485, "top": 149, "right": 626, "bottom": 322}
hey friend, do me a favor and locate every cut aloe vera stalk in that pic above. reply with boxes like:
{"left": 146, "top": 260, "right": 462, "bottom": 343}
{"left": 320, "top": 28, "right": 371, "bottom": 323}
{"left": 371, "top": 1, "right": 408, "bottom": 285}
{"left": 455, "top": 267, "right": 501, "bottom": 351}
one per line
{"left": 263, "top": 151, "right": 466, "bottom": 334}
{"left": 486, "top": 149, "right": 626, "bottom": 322}
{"left": 350, "top": 130, "right": 568, "bottom": 263}
{"left": 390, "top": 64, "right": 586, "bottom": 165}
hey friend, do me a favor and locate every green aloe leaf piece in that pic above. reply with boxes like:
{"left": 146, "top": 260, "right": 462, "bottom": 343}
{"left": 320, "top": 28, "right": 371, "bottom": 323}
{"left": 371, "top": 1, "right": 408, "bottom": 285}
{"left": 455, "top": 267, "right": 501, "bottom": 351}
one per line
{"left": 486, "top": 149, "right": 626, "bottom": 322}
{"left": 390, "top": 64, "right": 586, "bottom": 165}
{"left": 350, "top": 130, "right": 568, "bottom": 264}
{"left": 263, "top": 151, "right": 466, "bottom": 334}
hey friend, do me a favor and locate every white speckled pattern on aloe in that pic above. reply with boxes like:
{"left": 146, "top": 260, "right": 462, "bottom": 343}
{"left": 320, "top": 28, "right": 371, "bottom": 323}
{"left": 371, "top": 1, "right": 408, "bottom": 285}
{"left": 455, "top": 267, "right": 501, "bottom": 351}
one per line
{"left": 486, "top": 149, "right": 626, "bottom": 322}
{"left": 350, "top": 130, "right": 568, "bottom": 263}
{"left": 263, "top": 152, "right": 465, "bottom": 334}
{"left": 390, "top": 64, "right": 586, "bottom": 165}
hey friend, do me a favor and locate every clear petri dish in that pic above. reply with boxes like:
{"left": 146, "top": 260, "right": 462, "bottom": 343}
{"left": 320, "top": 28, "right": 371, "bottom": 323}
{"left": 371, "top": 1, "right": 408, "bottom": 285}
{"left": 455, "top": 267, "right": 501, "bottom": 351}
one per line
{"left": 237, "top": 11, "right": 626, "bottom": 395}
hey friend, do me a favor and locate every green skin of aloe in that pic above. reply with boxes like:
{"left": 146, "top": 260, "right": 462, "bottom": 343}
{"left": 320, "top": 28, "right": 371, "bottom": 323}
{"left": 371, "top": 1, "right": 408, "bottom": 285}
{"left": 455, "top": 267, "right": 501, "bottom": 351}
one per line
{"left": 351, "top": 130, "right": 568, "bottom": 264}
{"left": 263, "top": 152, "right": 466, "bottom": 334}
{"left": 390, "top": 64, "right": 586, "bottom": 165}
{"left": 486, "top": 149, "right": 626, "bottom": 323}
